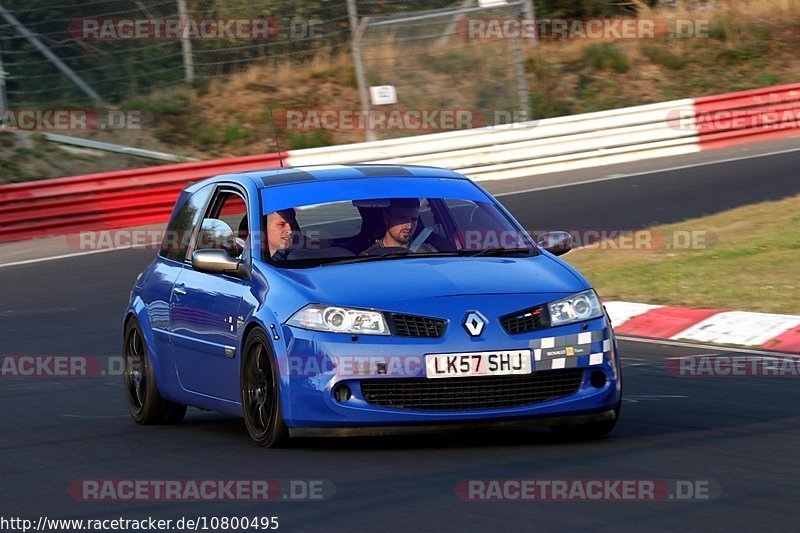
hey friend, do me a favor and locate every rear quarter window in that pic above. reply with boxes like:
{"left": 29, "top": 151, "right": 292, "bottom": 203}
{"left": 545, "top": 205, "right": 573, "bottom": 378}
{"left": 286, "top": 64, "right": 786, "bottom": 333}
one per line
{"left": 159, "top": 185, "right": 213, "bottom": 262}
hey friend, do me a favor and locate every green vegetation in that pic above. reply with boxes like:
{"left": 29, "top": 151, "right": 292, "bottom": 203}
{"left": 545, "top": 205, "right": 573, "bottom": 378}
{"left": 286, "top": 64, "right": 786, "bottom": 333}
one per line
{"left": 583, "top": 43, "right": 629, "bottom": 73}
{"left": 565, "top": 195, "right": 800, "bottom": 314}
{"left": 642, "top": 45, "right": 687, "bottom": 70}
{"left": 286, "top": 130, "right": 333, "bottom": 150}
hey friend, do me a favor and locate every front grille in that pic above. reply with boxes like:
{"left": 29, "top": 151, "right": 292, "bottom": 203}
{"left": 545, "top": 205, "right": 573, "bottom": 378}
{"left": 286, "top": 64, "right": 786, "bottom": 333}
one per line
{"left": 360, "top": 369, "right": 583, "bottom": 411}
{"left": 500, "top": 305, "right": 549, "bottom": 334}
{"left": 388, "top": 313, "right": 446, "bottom": 338}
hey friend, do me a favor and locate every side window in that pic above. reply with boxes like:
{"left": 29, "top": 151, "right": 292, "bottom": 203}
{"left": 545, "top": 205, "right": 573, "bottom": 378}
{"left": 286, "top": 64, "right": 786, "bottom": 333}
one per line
{"left": 159, "top": 185, "right": 213, "bottom": 262}
{"left": 195, "top": 190, "right": 248, "bottom": 259}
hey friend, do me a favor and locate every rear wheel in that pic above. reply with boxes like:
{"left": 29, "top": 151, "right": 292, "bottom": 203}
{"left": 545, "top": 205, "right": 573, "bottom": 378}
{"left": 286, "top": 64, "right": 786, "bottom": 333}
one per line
{"left": 123, "top": 319, "right": 186, "bottom": 425}
{"left": 241, "top": 329, "right": 288, "bottom": 447}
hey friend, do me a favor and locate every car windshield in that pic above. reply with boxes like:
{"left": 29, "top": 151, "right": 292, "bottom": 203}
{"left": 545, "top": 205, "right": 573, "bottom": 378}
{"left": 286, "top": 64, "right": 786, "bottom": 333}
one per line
{"left": 262, "top": 197, "right": 536, "bottom": 268}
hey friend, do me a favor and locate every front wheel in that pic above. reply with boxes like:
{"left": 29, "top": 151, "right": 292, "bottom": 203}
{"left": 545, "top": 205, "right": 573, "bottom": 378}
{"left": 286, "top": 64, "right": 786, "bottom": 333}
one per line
{"left": 123, "top": 319, "right": 186, "bottom": 425}
{"left": 241, "top": 329, "right": 288, "bottom": 447}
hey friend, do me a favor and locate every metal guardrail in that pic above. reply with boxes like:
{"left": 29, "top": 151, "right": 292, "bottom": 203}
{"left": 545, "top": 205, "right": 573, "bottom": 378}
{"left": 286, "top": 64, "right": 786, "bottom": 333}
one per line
{"left": 693, "top": 82, "right": 800, "bottom": 150}
{"left": 0, "top": 153, "right": 285, "bottom": 242}
{"left": 287, "top": 99, "right": 701, "bottom": 180}
{"left": 41, "top": 133, "right": 199, "bottom": 163}
{"left": 1, "top": 83, "right": 799, "bottom": 243}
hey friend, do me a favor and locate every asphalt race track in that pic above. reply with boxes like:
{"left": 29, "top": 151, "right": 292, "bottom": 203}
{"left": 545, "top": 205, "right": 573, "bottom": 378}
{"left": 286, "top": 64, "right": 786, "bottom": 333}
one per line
{"left": 1, "top": 150, "right": 800, "bottom": 531}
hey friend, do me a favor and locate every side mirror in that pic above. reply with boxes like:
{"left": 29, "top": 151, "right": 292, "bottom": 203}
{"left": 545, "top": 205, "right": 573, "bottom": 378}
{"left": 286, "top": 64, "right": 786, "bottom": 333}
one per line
{"left": 192, "top": 249, "right": 245, "bottom": 277}
{"left": 196, "top": 218, "right": 241, "bottom": 255}
{"left": 537, "top": 231, "right": 572, "bottom": 256}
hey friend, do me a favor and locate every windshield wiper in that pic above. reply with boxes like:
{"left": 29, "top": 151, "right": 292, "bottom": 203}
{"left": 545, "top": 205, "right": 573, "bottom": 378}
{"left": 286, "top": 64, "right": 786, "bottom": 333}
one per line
{"left": 321, "top": 251, "right": 457, "bottom": 267}
{"left": 463, "top": 247, "right": 535, "bottom": 257}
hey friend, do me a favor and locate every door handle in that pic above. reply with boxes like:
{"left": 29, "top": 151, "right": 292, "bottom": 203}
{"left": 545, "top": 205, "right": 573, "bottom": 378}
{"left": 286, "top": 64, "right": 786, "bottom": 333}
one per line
{"left": 173, "top": 286, "right": 187, "bottom": 296}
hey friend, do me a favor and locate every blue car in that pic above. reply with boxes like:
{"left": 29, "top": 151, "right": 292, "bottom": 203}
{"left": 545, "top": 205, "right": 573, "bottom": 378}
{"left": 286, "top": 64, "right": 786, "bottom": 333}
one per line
{"left": 123, "top": 164, "right": 622, "bottom": 446}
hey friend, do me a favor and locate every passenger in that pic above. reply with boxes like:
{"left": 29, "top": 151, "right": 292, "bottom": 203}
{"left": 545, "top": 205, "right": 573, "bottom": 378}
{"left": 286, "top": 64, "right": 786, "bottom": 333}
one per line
{"left": 265, "top": 208, "right": 299, "bottom": 261}
{"left": 361, "top": 198, "right": 437, "bottom": 255}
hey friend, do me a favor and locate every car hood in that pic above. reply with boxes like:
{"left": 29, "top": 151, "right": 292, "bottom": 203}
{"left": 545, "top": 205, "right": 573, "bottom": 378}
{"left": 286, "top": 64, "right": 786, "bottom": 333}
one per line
{"left": 273, "top": 255, "right": 587, "bottom": 307}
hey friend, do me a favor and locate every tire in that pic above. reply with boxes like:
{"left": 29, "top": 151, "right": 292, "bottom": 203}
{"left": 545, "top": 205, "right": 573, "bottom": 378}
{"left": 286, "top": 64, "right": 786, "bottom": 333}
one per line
{"left": 241, "top": 329, "right": 288, "bottom": 447}
{"left": 549, "top": 403, "right": 621, "bottom": 439}
{"left": 123, "top": 319, "right": 187, "bottom": 425}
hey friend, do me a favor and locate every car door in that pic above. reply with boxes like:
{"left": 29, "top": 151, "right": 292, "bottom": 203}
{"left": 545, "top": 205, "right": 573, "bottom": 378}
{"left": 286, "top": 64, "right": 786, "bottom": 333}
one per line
{"left": 169, "top": 185, "right": 251, "bottom": 402}
{"left": 142, "top": 184, "right": 214, "bottom": 365}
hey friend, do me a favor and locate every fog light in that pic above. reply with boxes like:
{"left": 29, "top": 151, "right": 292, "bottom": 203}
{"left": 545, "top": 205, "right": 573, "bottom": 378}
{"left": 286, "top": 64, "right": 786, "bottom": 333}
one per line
{"left": 333, "top": 385, "right": 351, "bottom": 402}
{"left": 590, "top": 371, "right": 607, "bottom": 389}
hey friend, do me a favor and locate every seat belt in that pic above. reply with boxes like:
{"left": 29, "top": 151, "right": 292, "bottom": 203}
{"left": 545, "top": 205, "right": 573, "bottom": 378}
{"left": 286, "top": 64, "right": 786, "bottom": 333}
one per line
{"left": 409, "top": 226, "right": 434, "bottom": 253}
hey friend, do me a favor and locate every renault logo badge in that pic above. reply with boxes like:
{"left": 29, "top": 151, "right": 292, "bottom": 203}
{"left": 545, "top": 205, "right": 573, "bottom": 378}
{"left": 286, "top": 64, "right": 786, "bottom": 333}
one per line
{"left": 463, "top": 311, "right": 486, "bottom": 337}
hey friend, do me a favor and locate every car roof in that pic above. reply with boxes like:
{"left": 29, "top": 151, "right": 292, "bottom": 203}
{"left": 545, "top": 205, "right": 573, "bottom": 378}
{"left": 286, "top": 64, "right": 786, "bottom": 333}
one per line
{"left": 217, "top": 164, "right": 468, "bottom": 189}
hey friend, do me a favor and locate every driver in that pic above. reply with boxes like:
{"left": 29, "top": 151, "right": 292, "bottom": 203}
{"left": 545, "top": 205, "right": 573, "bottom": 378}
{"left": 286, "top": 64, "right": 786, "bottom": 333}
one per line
{"left": 361, "top": 198, "right": 437, "bottom": 255}
{"left": 265, "top": 208, "right": 299, "bottom": 261}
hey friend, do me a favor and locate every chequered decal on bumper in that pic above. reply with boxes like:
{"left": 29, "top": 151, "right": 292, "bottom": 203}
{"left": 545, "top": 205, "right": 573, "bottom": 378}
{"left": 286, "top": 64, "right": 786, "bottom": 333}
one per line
{"left": 529, "top": 328, "right": 612, "bottom": 371}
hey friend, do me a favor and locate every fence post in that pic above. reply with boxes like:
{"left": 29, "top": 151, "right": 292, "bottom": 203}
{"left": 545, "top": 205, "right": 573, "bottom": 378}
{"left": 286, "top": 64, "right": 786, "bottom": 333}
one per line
{"left": 176, "top": 0, "right": 195, "bottom": 84}
{"left": 0, "top": 48, "right": 7, "bottom": 126}
{"left": 347, "top": 0, "right": 376, "bottom": 142}
{"left": 523, "top": 0, "right": 537, "bottom": 45}
{"left": 512, "top": 27, "right": 531, "bottom": 122}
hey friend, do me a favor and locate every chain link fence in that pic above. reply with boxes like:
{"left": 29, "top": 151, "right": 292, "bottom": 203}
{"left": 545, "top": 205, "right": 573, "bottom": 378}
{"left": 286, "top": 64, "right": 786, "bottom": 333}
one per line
{"left": 0, "top": 1, "right": 505, "bottom": 104}
{"left": 353, "top": 1, "right": 532, "bottom": 140}
{"left": 0, "top": 1, "right": 542, "bottom": 139}
{"left": 0, "top": 0, "right": 350, "bottom": 106}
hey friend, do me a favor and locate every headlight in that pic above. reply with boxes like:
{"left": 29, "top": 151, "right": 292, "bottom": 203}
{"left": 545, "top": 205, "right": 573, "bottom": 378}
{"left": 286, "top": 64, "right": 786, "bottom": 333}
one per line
{"left": 548, "top": 290, "right": 603, "bottom": 326}
{"left": 287, "top": 304, "right": 389, "bottom": 335}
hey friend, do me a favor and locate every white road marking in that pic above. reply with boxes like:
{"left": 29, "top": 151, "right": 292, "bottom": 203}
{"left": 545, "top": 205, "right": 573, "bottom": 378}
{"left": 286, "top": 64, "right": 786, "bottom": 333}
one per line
{"left": 624, "top": 394, "right": 690, "bottom": 403}
{"left": 0, "top": 244, "right": 151, "bottom": 269}
{"left": 616, "top": 335, "right": 796, "bottom": 356}
{"left": 494, "top": 145, "right": 800, "bottom": 197}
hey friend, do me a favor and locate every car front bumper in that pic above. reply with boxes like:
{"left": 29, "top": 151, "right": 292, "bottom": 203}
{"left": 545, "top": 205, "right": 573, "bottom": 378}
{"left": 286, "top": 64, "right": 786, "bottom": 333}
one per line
{"left": 288, "top": 408, "right": 618, "bottom": 437}
{"left": 277, "top": 314, "right": 622, "bottom": 428}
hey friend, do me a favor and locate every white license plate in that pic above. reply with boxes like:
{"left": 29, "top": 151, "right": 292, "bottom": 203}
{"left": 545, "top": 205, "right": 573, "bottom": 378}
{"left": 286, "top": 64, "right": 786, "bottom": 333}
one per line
{"left": 425, "top": 350, "right": 532, "bottom": 379}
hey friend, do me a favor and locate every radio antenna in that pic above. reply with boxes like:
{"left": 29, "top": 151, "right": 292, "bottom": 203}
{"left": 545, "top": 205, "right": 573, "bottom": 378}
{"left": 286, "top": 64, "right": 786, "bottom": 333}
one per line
{"left": 267, "top": 104, "right": 284, "bottom": 168}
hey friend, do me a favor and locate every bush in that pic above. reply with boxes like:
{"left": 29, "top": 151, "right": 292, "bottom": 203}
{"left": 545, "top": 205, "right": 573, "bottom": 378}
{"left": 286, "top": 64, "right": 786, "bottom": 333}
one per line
{"left": 583, "top": 43, "right": 629, "bottom": 73}
{"left": 642, "top": 45, "right": 687, "bottom": 70}
{"left": 223, "top": 124, "right": 254, "bottom": 144}
{"left": 286, "top": 130, "right": 333, "bottom": 150}
{"left": 717, "top": 43, "right": 763, "bottom": 64}
{"left": 708, "top": 19, "right": 729, "bottom": 41}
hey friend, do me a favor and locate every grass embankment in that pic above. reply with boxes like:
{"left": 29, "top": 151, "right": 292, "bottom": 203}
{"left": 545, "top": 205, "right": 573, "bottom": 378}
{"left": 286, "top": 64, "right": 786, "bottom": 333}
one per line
{"left": 565, "top": 195, "right": 800, "bottom": 314}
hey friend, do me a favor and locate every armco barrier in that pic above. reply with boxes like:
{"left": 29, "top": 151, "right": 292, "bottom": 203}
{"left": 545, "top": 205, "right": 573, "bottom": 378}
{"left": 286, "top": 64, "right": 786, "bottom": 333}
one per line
{"left": 0, "top": 153, "right": 285, "bottom": 242}
{"left": 694, "top": 82, "right": 800, "bottom": 151}
{"left": 287, "top": 99, "right": 701, "bottom": 181}
{"left": 1, "top": 83, "right": 799, "bottom": 244}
